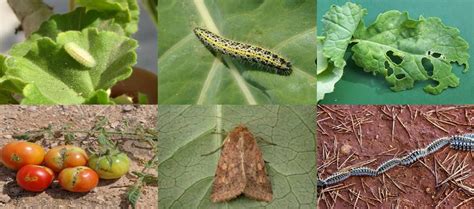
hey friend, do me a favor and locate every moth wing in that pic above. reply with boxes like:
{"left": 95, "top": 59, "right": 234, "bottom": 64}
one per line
{"left": 210, "top": 135, "right": 246, "bottom": 202}
{"left": 242, "top": 132, "right": 272, "bottom": 202}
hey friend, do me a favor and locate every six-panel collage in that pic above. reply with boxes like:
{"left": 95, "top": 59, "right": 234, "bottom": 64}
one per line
{"left": 0, "top": 0, "right": 472, "bottom": 208}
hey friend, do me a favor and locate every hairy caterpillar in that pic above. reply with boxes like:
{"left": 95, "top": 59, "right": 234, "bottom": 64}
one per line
{"left": 425, "top": 138, "right": 450, "bottom": 154}
{"left": 350, "top": 167, "right": 377, "bottom": 176}
{"left": 376, "top": 158, "right": 401, "bottom": 175}
{"left": 450, "top": 135, "right": 474, "bottom": 151}
{"left": 324, "top": 171, "right": 351, "bottom": 185}
{"left": 193, "top": 27, "right": 292, "bottom": 76}
{"left": 64, "top": 42, "right": 96, "bottom": 68}
{"left": 317, "top": 134, "right": 474, "bottom": 188}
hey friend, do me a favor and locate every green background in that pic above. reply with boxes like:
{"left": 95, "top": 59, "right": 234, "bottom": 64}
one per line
{"left": 317, "top": 0, "right": 474, "bottom": 104}
{"left": 158, "top": 0, "right": 316, "bottom": 105}
{"left": 158, "top": 105, "right": 316, "bottom": 208}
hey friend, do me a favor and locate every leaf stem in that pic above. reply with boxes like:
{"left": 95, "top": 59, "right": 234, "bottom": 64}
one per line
{"left": 69, "top": 0, "right": 75, "bottom": 11}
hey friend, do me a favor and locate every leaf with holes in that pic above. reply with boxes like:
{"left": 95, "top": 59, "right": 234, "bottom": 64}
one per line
{"left": 351, "top": 10, "right": 469, "bottom": 94}
{"left": 158, "top": 0, "right": 316, "bottom": 104}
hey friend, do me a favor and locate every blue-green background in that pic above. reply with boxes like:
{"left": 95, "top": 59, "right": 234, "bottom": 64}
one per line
{"left": 317, "top": 0, "right": 474, "bottom": 104}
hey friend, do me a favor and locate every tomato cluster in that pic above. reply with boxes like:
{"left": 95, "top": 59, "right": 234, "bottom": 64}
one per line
{"left": 0, "top": 141, "right": 130, "bottom": 193}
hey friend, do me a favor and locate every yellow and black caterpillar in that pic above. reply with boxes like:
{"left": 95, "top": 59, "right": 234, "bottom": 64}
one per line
{"left": 193, "top": 27, "right": 292, "bottom": 76}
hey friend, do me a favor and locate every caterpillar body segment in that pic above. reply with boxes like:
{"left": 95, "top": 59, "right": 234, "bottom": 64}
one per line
{"left": 376, "top": 158, "right": 401, "bottom": 175}
{"left": 450, "top": 135, "right": 474, "bottom": 151}
{"left": 324, "top": 171, "right": 351, "bottom": 186}
{"left": 350, "top": 167, "right": 377, "bottom": 176}
{"left": 400, "top": 149, "right": 427, "bottom": 166}
{"left": 425, "top": 138, "right": 450, "bottom": 154}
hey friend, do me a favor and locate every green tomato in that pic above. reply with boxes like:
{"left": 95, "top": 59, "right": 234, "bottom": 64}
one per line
{"left": 88, "top": 153, "right": 130, "bottom": 179}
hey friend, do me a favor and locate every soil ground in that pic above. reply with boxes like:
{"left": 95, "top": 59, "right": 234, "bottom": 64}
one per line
{"left": 317, "top": 105, "right": 473, "bottom": 209}
{"left": 0, "top": 105, "right": 157, "bottom": 209}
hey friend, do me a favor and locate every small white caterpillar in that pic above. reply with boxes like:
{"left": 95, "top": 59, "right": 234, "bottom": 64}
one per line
{"left": 318, "top": 134, "right": 473, "bottom": 187}
{"left": 64, "top": 42, "right": 96, "bottom": 68}
{"left": 193, "top": 27, "right": 292, "bottom": 76}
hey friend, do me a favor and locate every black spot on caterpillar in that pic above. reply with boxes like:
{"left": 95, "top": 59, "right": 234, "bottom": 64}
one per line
{"left": 400, "top": 149, "right": 427, "bottom": 166}
{"left": 193, "top": 27, "right": 292, "bottom": 76}
{"left": 350, "top": 167, "right": 377, "bottom": 176}
{"left": 425, "top": 138, "right": 450, "bottom": 154}
{"left": 376, "top": 158, "right": 401, "bottom": 175}
{"left": 324, "top": 171, "right": 350, "bottom": 186}
{"left": 450, "top": 135, "right": 474, "bottom": 151}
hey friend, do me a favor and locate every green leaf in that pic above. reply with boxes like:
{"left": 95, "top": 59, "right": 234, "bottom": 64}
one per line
{"left": 4, "top": 28, "right": 137, "bottom": 104}
{"left": 158, "top": 105, "right": 316, "bottom": 208}
{"left": 351, "top": 10, "right": 469, "bottom": 94}
{"left": 322, "top": 2, "right": 366, "bottom": 69}
{"left": 158, "top": 1, "right": 316, "bottom": 104}
{"left": 76, "top": 0, "right": 140, "bottom": 36}
{"left": 85, "top": 89, "right": 114, "bottom": 104}
{"left": 127, "top": 180, "right": 143, "bottom": 208}
{"left": 317, "top": 37, "right": 343, "bottom": 102}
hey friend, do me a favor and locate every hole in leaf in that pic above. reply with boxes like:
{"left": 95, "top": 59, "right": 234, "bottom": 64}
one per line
{"left": 384, "top": 61, "right": 393, "bottom": 76}
{"left": 395, "top": 74, "right": 406, "bottom": 79}
{"left": 431, "top": 52, "right": 442, "bottom": 58}
{"left": 386, "top": 51, "right": 403, "bottom": 65}
{"left": 422, "top": 57, "right": 434, "bottom": 77}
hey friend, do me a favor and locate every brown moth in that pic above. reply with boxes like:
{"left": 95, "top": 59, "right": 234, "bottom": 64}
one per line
{"left": 210, "top": 125, "right": 272, "bottom": 202}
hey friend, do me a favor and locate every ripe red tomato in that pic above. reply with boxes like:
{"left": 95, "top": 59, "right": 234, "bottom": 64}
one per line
{"left": 16, "top": 165, "right": 54, "bottom": 192}
{"left": 44, "top": 145, "right": 88, "bottom": 172}
{"left": 58, "top": 166, "right": 99, "bottom": 192}
{"left": 1, "top": 141, "right": 45, "bottom": 170}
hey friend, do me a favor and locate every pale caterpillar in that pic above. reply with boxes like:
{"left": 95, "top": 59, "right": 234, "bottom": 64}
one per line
{"left": 64, "top": 42, "right": 96, "bottom": 68}
{"left": 193, "top": 27, "right": 292, "bottom": 76}
{"left": 317, "top": 134, "right": 474, "bottom": 187}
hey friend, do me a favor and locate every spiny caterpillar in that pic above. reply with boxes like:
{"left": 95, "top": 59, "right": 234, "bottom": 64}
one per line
{"left": 193, "top": 27, "right": 292, "bottom": 76}
{"left": 64, "top": 42, "right": 96, "bottom": 68}
{"left": 317, "top": 134, "right": 474, "bottom": 187}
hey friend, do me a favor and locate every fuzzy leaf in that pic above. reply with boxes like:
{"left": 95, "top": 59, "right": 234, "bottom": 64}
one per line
{"left": 76, "top": 0, "right": 139, "bottom": 35}
{"left": 4, "top": 28, "right": 137, "bottom": 104}
{"left": 352, "top": 11, "right": 469, "bottom": 94}
{"left": 322, "top": 2, "right": 366, "bottom": 69}
{"left": 158, "top": 106, "right": 316, "bottom": 208}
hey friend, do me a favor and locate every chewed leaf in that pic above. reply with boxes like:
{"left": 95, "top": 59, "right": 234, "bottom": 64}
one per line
{"left": 322, "top": 2, "right": 366, "bottom": 69}
{"left": 352, "top": 10, "right": 469, "bottom": 94}
{"left": 4, "top": 28, "right": 137, "bottom": 104}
